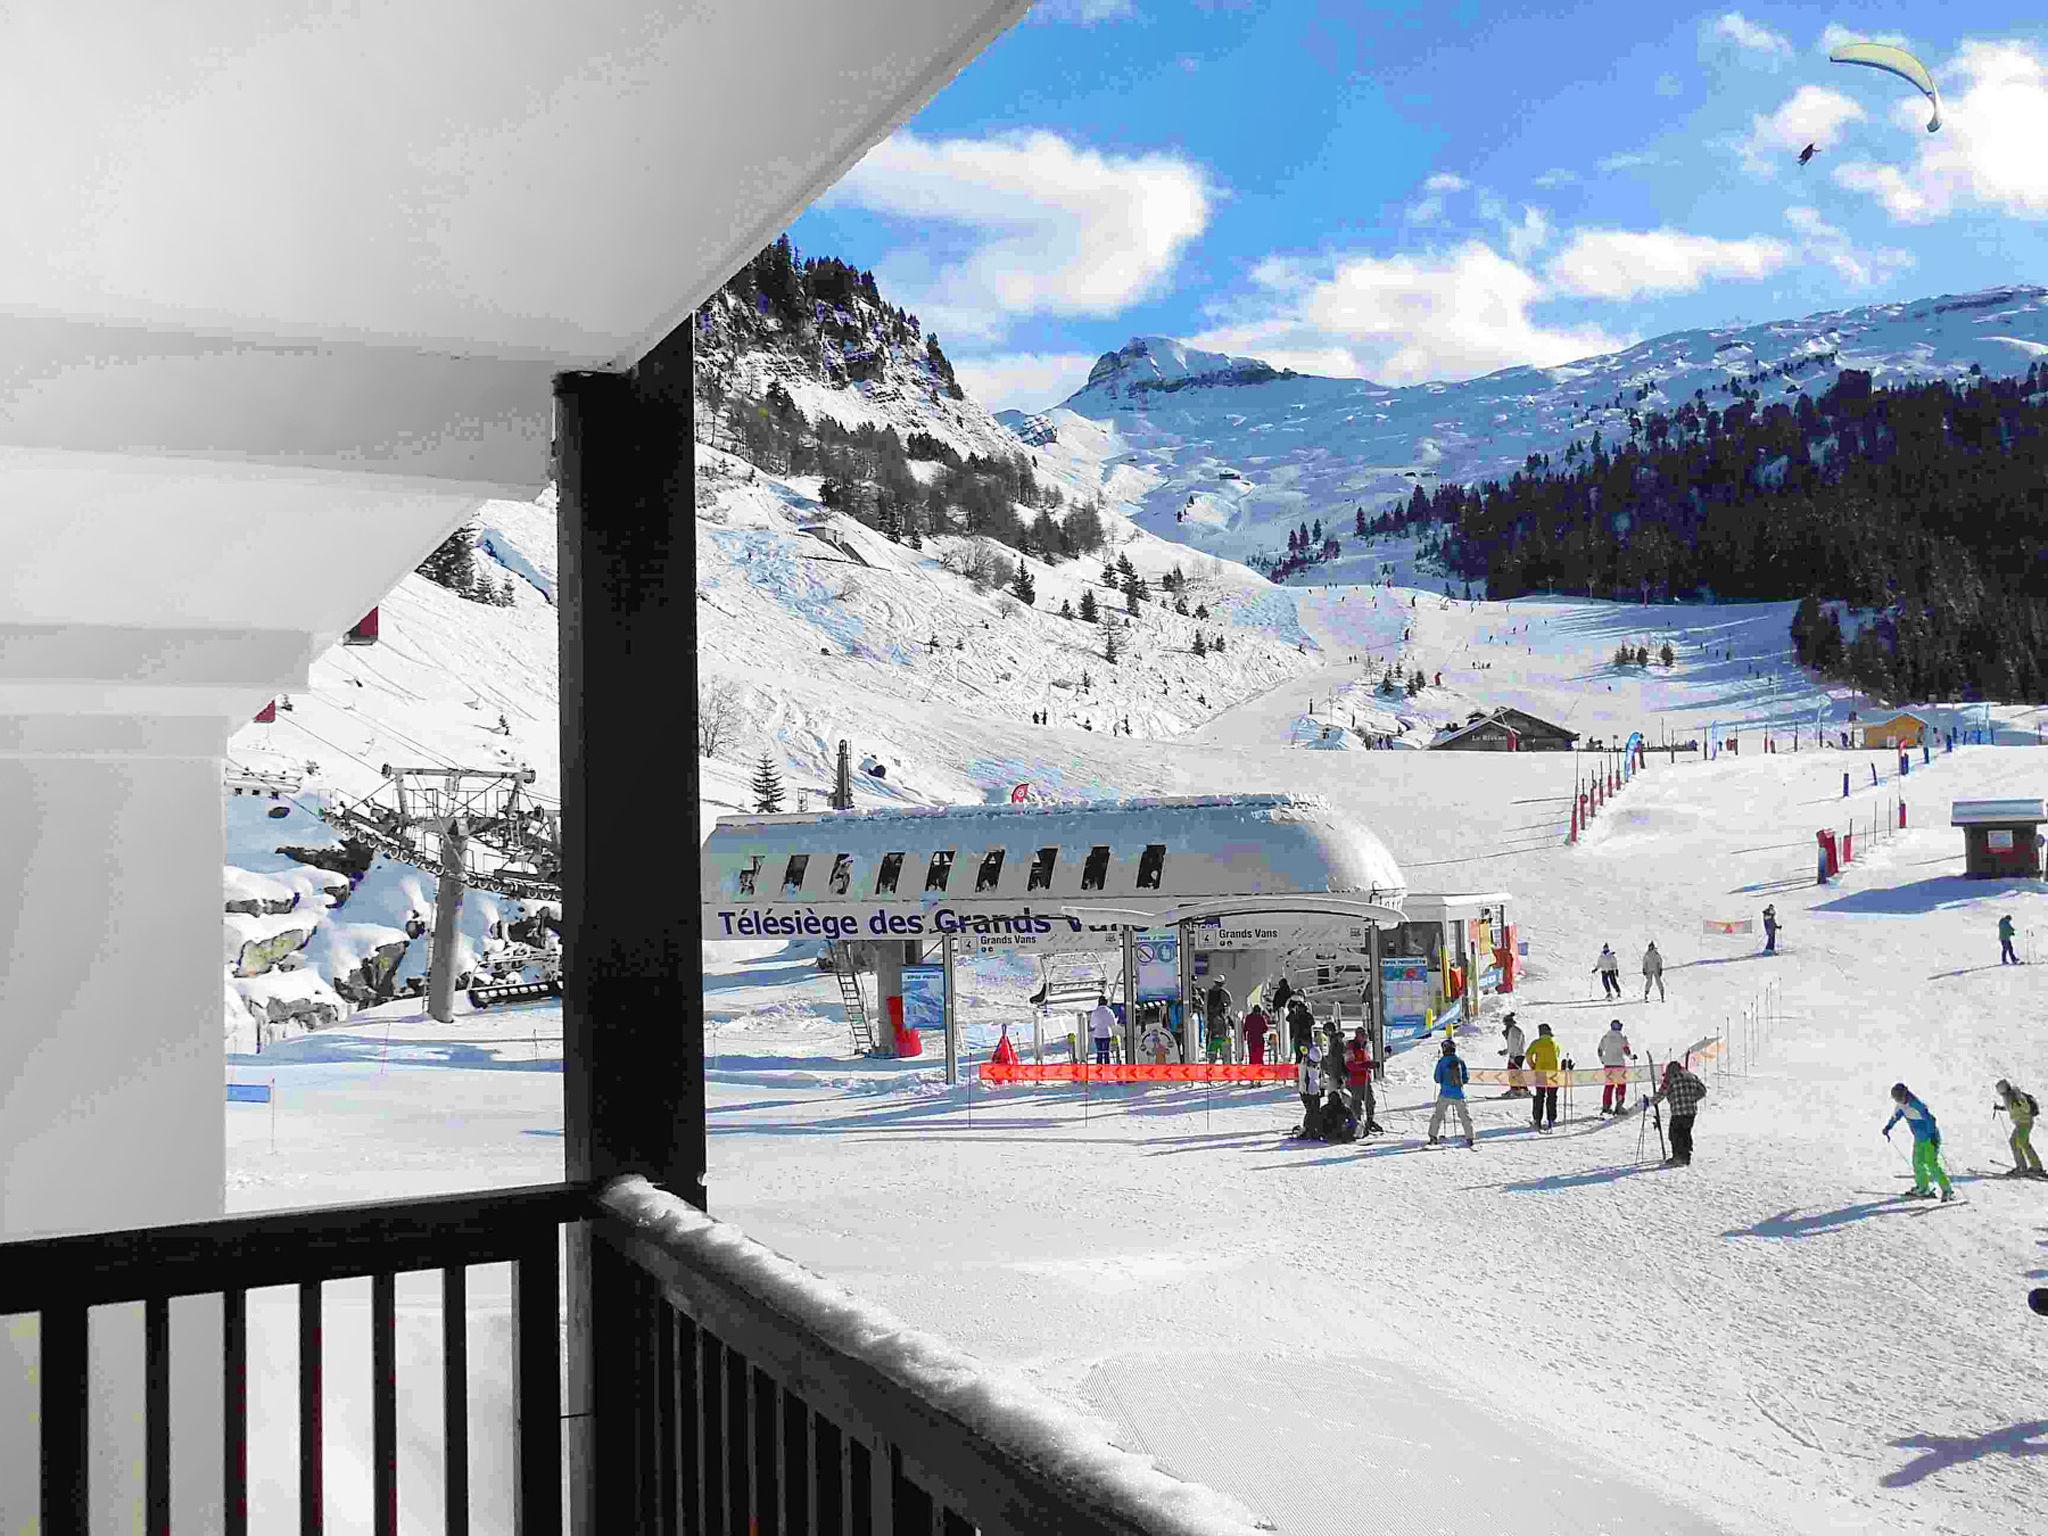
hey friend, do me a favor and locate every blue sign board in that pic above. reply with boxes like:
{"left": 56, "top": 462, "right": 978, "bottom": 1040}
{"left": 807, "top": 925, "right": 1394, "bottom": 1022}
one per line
{"left": 226, "top": 1082, "right": 272, "bottom": 1104}
{"left": 900, "top": 965, "right": 947, "bottom": 1035}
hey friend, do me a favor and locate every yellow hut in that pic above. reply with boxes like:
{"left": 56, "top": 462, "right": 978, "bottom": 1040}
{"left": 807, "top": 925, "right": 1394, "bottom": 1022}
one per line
{"left": 1858, "top": 710, "right": 1932, "bottom": 749}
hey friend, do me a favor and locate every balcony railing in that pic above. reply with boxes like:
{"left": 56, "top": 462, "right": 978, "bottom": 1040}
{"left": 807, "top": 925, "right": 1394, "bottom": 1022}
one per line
{"left": 0, "top": 1179, "right": 1262, "bottom": 1536}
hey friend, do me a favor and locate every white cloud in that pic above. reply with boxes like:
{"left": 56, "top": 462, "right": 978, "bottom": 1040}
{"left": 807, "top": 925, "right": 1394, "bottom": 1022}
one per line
{"left": 1189, "top": 242, "right": 1626, "bottom": 386}
{"left": 1783, "top": 205, "right": 1914, "bottom": 286}
{"left": 1405, "top": 173, "right": 1469, "bottom": 224}
{"left": 949, "top": 351, "right": 1100, "bottom": 414}
{"left": 1598, "top": 150, "right": 1664, "bottom": 173}
{"left": 1818, "top": 23, "right": 1912, "bottom": 54}
{"left": 1028, "top": 0, "right": 1138, "bottom": 24}
{"left": 1742, "top": 84, "right": 1865, "bottom": 168}
{"left": 825, "top": 131, "right": 1212, "bottom": 341}
{"left": 1504, "top": 205, "right": 1553, "bottom": 262}
{"left": 1656, "top": 72, "right": 1685, "bottom": 96}
{"left": 1533, "top": 167, "right": 1579, "bottom": 189}
{"left": 1547, "top": 228, "right": 1791, "bottom": 299}
{"left": 1832, "top": 40, "right": 2048, "bottom": 223}
{"left": 1712, "top": 12, "right": 1795, "bottom": 60}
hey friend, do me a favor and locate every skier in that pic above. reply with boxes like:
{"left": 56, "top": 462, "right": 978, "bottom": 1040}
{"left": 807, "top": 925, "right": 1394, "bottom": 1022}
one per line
{"left": 1762, "top": 903, "right": 1779, "bottom": 954}
{"left": 1286, "top": 995, "right": 1316, "bottom": 1058}
{"left": 1641, "top": 941, "right": 1666, "bottom": 1002}
{"left": 1270, "top": 974, "right": 1294, "bottom": 1014}
{"left": 1999, "top": 913, "right": 2021, "bottom": 966}
{"left": 1204, "top": 978, "right": 1233, "bottom": 1062}
{"left": 1425, "top": 1039, "right": 1476, "bottom": 1148}
{"left": 1344, "top": 1026, "right": 1379, "bottom": 1135}
{"left": 1295, "top": 1040, "right": 1326, "bottom": 1133}
{"left": 1652, "top": 1059, "right": 1708, "bottom": 1166}
{"left": 1597, "top": 1020, "right": 1634, "bottom": 1115}
{"left": 1526, "top": 1023, "right": 1563, "bottom": 1130}
{"left": 1594, "top": 944, "right": 1622, "bottom": 1000}
{"left": 1498, "top": 1013, "right": 1528, "bottom": 1097}
{"left": 1088, "top": 995, "right": 1117, "bottom": 1066}
{"left": 1993, "top": 1078, "right": 2044, "bottom": 1177}
{"left": 1882, "top": 1083, "right": 1954, "bottom": 1201}
{"left": 1243, "top": 1002, "right": 1272, "bottom": 1066}
{"left": 1138, "top": 1014, "right": 1179, "bottom": 1066}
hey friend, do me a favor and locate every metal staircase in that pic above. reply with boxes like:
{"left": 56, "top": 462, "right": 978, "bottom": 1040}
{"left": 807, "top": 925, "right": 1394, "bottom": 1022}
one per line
{"left": 830, "top": 942, "right": 881, "bottom": 1057}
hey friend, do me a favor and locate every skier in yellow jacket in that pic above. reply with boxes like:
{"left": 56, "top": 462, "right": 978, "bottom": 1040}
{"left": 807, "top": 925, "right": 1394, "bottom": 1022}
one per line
{"left": 1526, "top": 1023, "right": 1563, "bottom": 1131}
{"left": 1994, "top": 1079, "right": 2044, "bottom": 1177}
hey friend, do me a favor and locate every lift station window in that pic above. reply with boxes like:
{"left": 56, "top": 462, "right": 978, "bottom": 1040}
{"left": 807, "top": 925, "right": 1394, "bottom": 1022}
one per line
{"left": 1026, "top": 847, "right": 1059, "bottom": 892}
{"left": 975, "top": 849, "right": 1005, "bottom": 893}
{"left": 736, "top": 855, "right": 763, "bottom": 898}
{"left": 875, "top": 852, "right": 905, "bottom": 895}
{"left": 925, "top": 851, "right": 955, "bottom": 893}
{"left": 1080, "top": 845, "right": 1112, "bottom": 891}
{"left": 1136, "top": 844, "right": 1167, "bottom": 890}
{"left": 781, "top": 856, "right": 809, "bottom": 897}
{"left": 828, "top": 854, "right": 853, "bottom": 895}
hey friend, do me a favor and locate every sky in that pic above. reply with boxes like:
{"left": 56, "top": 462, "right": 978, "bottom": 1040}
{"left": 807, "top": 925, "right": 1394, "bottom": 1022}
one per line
{"left": 786, "top": 1, "right": 2048, "bottom": 414}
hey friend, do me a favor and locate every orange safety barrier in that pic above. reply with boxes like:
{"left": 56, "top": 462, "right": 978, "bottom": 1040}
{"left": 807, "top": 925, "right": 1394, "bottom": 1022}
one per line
{"left": 979, "top": 1062, "right": 1296, "bottom": 1085}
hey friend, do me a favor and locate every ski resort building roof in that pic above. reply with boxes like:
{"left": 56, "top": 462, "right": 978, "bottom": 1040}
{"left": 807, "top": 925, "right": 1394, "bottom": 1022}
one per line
{"left": 702, "top": 794, "right": 1409, "bottom": 943}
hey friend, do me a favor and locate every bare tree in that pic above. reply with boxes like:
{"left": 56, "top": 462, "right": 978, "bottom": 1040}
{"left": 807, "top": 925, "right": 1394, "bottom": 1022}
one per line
{"left": 698, "top": 679, "right": 746, "bottom": 759}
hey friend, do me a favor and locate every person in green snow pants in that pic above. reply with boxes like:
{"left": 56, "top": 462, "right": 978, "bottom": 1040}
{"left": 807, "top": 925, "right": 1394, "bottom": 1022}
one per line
{"left": 1884, "top": 1084, "right": 1953, "bottom": 1199}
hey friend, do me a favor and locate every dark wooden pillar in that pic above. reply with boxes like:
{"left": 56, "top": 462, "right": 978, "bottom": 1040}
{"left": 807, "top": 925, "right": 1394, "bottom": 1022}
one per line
{"left": 556, "top": 319, "right": 705, "bottom": 1536}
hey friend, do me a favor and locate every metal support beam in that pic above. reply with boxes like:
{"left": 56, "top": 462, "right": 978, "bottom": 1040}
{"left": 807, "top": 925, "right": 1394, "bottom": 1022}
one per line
{"left": 428, "top": 811, "right": 468, "bottom": 1025}
{"left": 1120, "top": 928, "right": 1138, "bottom": 1065}
{"left": 942, "top": 935, "right": 957, "bottom": 1086}
{"left": 556, "top": 324, "right": 704, "bottom": 1536}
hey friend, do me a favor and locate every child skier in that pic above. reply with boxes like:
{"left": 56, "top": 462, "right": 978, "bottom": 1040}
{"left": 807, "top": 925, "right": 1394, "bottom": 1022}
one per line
{"left": 1883, "top": 1084, "right": 1954, "bottom": 1201}
{"left": 1425, "top": 1039, "right": 1475, "bottom": 1148}
{"left": 1993, "top": 1079, "right": 2044, "bottom": 1177}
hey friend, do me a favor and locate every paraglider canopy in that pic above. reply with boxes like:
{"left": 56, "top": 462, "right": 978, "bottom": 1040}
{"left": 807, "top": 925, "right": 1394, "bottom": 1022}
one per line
{"left": 1829, "top": 41, "right": 1942, "bottom": 133}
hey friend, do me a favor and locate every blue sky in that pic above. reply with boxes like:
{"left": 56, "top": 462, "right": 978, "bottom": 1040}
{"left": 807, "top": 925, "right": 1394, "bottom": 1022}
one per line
{"left": 789, "top": 2, "right": 2048, "bottom": 412}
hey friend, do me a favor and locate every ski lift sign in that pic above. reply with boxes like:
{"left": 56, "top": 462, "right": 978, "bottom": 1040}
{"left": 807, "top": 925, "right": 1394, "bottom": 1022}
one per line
{"left": 1134, "top": 928, "right": 1180, "bottom": 1001}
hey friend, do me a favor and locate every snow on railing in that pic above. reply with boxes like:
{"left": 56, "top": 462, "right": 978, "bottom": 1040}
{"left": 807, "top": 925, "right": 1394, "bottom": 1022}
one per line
{"left": 601, "top": 1176, "right": 1274, "bottom": 1535}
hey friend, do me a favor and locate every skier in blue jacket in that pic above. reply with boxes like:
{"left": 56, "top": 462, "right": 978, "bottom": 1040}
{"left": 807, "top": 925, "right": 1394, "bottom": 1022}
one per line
{"left": 1883, "top": 1083, "right": 1954, "bottom": 1201}
{"left": 1426, "top": 1039, "right": 1475, "bottom": 1148}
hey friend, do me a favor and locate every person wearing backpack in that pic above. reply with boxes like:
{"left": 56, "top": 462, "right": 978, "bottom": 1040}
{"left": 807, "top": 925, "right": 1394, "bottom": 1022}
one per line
{"left": 1994, "top": 1079, "right": 2044, "bottom": 1177}
{"left": 1426, "top": 1039, "right": 1475, "bottom": 1147}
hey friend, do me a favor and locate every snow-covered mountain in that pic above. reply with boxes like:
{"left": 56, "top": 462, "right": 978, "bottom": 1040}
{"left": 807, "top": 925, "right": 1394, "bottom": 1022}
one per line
{"left": 1027, "top": 286, "right": 2048, "bottom": 573}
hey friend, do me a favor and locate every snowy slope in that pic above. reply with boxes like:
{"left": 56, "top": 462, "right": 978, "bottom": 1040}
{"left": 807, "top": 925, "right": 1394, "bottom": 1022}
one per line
{"left": 225, "top": 573, "right": 2048, "bottom": 1535}
{"left": 1040, "top": 288, "right": 2048, "bottom": 568}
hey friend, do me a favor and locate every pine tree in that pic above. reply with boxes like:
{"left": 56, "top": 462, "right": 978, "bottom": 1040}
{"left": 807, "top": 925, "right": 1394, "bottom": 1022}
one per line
{"left": 1010, "top": 561, "right": 1035, "bottom": 605}
{"left": 1105, "top": 626, "right": 1121, "bottom": 664}
{"left": 1116, "top": 552, "right": 1136, "bottom": 582}
{"left": 1659, "top": 642, "right": 1675, "bottom": 667}
{"left": 1101, "top": 560, "right": 1118, "bottom": 587}
{"left": 1060, "top": 597, "right": 1074, "bottom": 619}
{"left": 1078, "top": 588, "right": 1099, "bottom": 624}
{"left": 1195, "top": 603, "right": 1210, "bottom": 620}
{"left": 750, "top": 754, "right": 785, "bottom": 814}
{"left": 1192, "top": 633, "right": 1208, "bottom": 657}
{"left": 1355, "top": 508, "right": 1367, "bottom": 537}
{"left": 418, "top": 526, "right": 479, "bottom": 593}
{"left": 1174, "top": 595, "right": 1189, "bottom": 615}
{"left": 1212, "top": 634, "right": 1226, "bottom": 654}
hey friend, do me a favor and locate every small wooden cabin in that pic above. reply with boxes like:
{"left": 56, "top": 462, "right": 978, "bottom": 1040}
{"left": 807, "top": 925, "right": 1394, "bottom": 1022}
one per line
{"left": 1951, "top": 798, "right": 2045, "bottom": 879}
{"left": 1428, "top": 708, "right": 1577, "bottom": 753}
{"left": 1860, "top": 710, "right": 1932, "bottom": 749}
